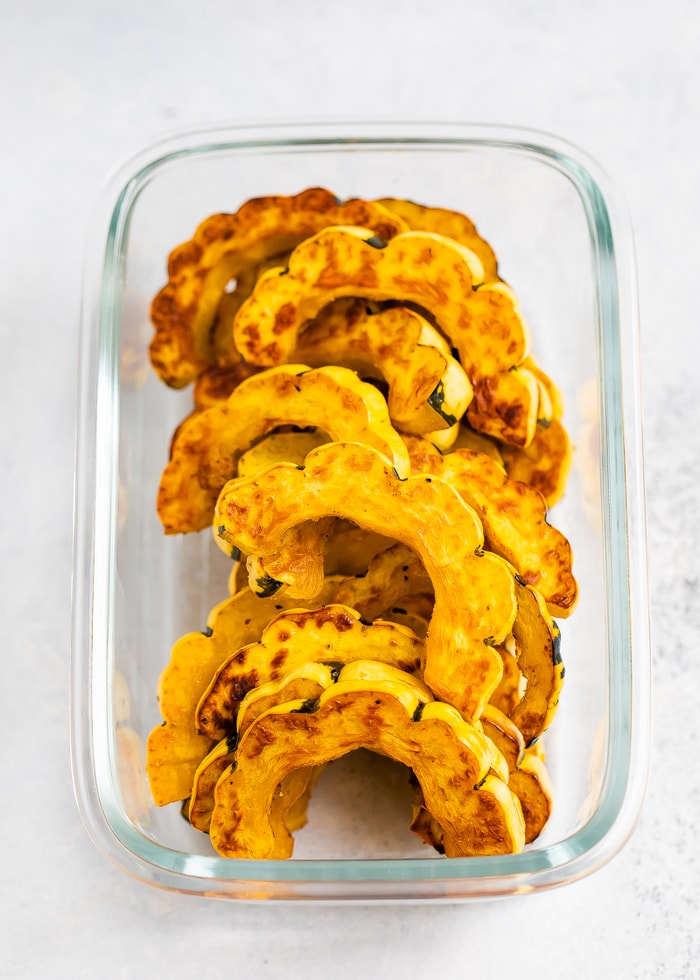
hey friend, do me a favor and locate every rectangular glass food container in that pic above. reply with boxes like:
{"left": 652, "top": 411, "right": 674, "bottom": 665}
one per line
{"left": 71, "top": 121, "right": 650, "bottom": 901}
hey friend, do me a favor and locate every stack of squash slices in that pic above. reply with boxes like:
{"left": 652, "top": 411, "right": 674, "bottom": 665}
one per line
{"left": 145, "top": 188, "right": 577, "bottom": 860}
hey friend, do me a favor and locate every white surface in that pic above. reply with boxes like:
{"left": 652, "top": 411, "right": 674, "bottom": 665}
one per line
{"left": 1, "top": 1, "right": 698, "bottom": 977}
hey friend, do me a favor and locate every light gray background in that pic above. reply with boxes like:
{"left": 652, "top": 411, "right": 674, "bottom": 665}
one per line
{"left": 2, "top": 1, "right": 698, "bottom": 977}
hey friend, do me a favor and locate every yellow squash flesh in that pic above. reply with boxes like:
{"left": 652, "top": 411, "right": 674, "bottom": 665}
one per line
{"left": 208, "top": 662, "right": 524, "bottom": 858}
{"left": 146, "top": 581, "right": 341, "bottom": 807}
{"left": 376, "top": 198, "right": 500, "bottom": 281}
{"left": 292, "top": 298, "right": 471, "bottom": 432}
{"left": 404, "top": 436, "right": 578, "bottom": 617}
{"left": 500, "top": 418, "right": 573, "bottom": 508}
{"left": 150, "top": 189, "right": 407, "bottom": 387}
{"left": 157, "top": 364, "right": 410, "bottom": 534}
{"left": 233, "top": 226, "right": 538, "bottom": 446}
{"left": 214, "top": 441, "right": 518, "bottom": 720}
{"left": 195, "top": 604, "right": 423, "bottom": 742}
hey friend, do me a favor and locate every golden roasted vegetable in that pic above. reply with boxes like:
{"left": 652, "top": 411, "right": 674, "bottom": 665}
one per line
{"left": 145, "top": 581, "right": 341, "bottom": 807}
{"left": 332, "top": 542, "right": 433, "bottom": 620}
{"left": 232, "top": 226, "right": 539, "bottom": 445}
{"left": 208, "top": 661, "right": 525, "bottom": 858}
{"left": 150, "top": 188, "right": 407, "bottom": 387}
{"left": 376, "top": 198, "right": 500, "bottom": 281}
{"left": 236, "top": 430, "right": 328, "bottom": 478}
{"left": 215, "top": 441, "right": 519, "bottom": 720}
{"left": 189, "top": 735, "right": 317, "bottom": 845}
{"left": 292, "top": 298, "right": 471, "bottom": 433}
{"left": 404, "top": 436, "right": 578, "bottom": 617}
{"left": 480, "top": 705, "right": 553, "bottom": 843}
{"left": 500, "top": 418, "right": 573, "bottom": 508}
{"left": 411, "top": 705, "right": 554, "bottom": 847}
{"left": 157, "top": 364, "right": 411, "bottom": 534}
{"left": 195, "top": 604, "right": 423, "bottom": 741}
{"left": 510, "top": 577, "right": 565, "bottom": 746}
{"left": 192, "top": 362, "right": 261, "bottom": 413}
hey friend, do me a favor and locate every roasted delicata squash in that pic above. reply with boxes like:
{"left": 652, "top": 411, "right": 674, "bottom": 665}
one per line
{"left": 150, "top": 188, "right": 408, "bottom": 387}
{"left": 332, "top": 542, "right": 433, "bottom": 621}
{"left": 232, "top": 225, "right": 540, "bottom": 446}
{"left": 500, "top": 417, "right": 573, "bottom": 508}
{"left": 195, "top": 604, "right": 423, "bottom": 742}
{"left": 146, "top": 581, "right": 343, "bottom": 807}
{"left": 157, "top": 364, "right": 411, "bottom": 534}
{"left": 376, "top": 198, "right": 500, "bottom": 281}
{"left": 404, "top": 436, "right": 578, "bottom": 617}
{"left": 207, "top": 661, "right": 525, "bottom": 858}
{"left": 292, "top": 298, "right": 471, "bottom": 432}
{"left": 509, "top": 577, "right": 565, "bottom": 746}
{"left": 215, "top": 441, "right": 519, "bottom": 720}
{"left": 147, "top": 188, "right": 578, "bottom": 860}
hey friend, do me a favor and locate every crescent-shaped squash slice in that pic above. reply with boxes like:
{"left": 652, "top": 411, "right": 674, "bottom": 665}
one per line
{"left": 227, "top": 517, "right": 393, "bottom": 596}
{"left": 376, "top": 198, "right": 500, "bottom": 281}
{"left": 189, "top": 734, "right": 318, "bottom": 845}
{"left": 232, "top": 226, "right": 537, "bottom": 445}
{"left": 479, "top": 705, "right": 553, "bottom": 843}
{"left": 208, "top": 662, "right": 524, "bottom": 858}
{"left": 510, "top": 578, "right": 565, "bottom": 746}
{"left": 292, "top": 298, "right": 471, "bottom": 432}
{"left": 404, "top": 436, "right": 578, "bottom": 617}
{"left": 157, "top": 364, "right": 410, "bottom": 534}
{"left": 145, "top": 579, "right": 342, "bottom": 807}
{"left": 448, "top": 423, "right": 504, "bottom": 463}
{"left": 500, "top": 418, "right": 573, "bottom": 508}
{"left": 195, "top": 604, "right": 423, "bottom": 742}
{"left": 332, "top": 542, "right": 433, "bottom": 621}
{"left": 411, "top": 705, "right": 553, "bottom": 847}
{"left": 150, "top": 189, "right": 407, "bottom": 387}
{"left": 214, "top": 441, "right": 518, "bottom": 720}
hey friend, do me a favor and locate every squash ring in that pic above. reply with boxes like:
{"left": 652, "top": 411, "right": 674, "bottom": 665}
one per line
{"left": 195, "top": 603, "right": 424, "bottom": 742}
{"left": 208, "top": 662, "right": 524, "bottom": 858}
{"left": 376, "top": 198, "right": 500, "bottom": 281}
{"left": 404, "top": 436, "right": 578, "bottom": 617}
{"left": 157, "top": 364, "right": 410, "bottom": 534}
{"left": 214, "top": 441, "right": 519, "bottom": 720}
{"left": 150, "top": 189, "right": 407, "bottom": 387}
{"left": 145, "top": 579, "right": 343, "bottom": 807}
{"left": 232, "top": 226, "right": 537, "bottom": 445}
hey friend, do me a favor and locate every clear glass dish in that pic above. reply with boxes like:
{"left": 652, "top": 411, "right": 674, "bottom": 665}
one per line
{"left": 71, "top": 121, "right": 651, "bottom": 901}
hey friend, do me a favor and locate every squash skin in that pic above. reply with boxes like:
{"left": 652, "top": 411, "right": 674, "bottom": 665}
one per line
{"left": 404, "top": 436, "right": 578, "bottom": 617}
{"left": 214, "top": 441, "right": 518, "bottom": 721}
{"left": 208, "top": 664, "right": 525, "bottom": 859}
{"left": 292, "top": 298, "right": 471, "bottom": 433}
{"left": 232, "top": 226, "right": 538, "bottom": 446}
{"left": 145, "top": 581, "right": 342, "bottom": 807}
{"left": 150, "top": 189, "right": 407, "bottom": 388}
{"left": 195, "top": 604, "right": 423, "bottom": 742}
{"left": 157, "top": 364, "right": 410, "bottom": 534}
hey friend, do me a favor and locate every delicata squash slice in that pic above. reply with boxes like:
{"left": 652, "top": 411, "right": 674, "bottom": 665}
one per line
{"left": 195, "top": 603, "right": 423, "bottom": 742}
{"left": 375, "top": 198, "right": 500, "bottom": 282}
{"left": 146, "top": 579, "right": 343, "bottom": 807}
{"left": 149, "top": 188, "right": 407, "bottom": 387}
{"left": 157, "top": 364, "right": 410, "bottom": 534}
{"left": 291, "top": 298, "right": 471, "bottom": 433}
{"left": 232, "top": 225, "right": 539, "bottom": 446}
{"left": 404, "top": 435, "right": 578, "bottom": 617}
{"left": 214, "top": 441, "right": 519, "bottom": 720}
{"left": 207, "top": 661, "right": 524, "bottom": 859}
